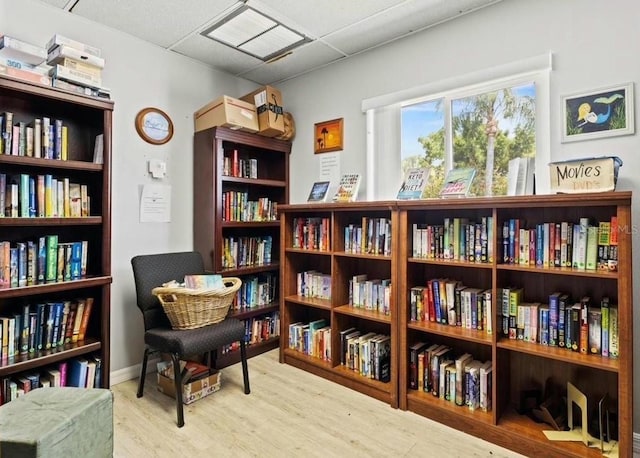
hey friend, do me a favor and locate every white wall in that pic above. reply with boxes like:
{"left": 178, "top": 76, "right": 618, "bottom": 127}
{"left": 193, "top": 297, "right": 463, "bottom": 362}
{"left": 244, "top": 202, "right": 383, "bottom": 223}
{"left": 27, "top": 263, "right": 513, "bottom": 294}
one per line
{"left": 0, "top": 0, "right": 255, "bottom": 374}
{"left": 278, "top": 0, "right": 640, "bottom": 431}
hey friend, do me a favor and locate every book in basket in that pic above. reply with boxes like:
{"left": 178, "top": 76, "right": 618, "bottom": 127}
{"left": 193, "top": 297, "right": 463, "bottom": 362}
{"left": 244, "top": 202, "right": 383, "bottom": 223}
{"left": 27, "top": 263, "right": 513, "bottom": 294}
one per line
{"left": 184, "top": 274, "right": 224, "bottom": 290}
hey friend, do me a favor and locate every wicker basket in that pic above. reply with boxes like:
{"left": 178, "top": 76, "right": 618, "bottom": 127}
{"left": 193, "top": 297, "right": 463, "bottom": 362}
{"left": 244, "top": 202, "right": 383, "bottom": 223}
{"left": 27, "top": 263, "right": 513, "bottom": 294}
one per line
{"left": 152, "top": 277, "right": 242, "bottom": 330}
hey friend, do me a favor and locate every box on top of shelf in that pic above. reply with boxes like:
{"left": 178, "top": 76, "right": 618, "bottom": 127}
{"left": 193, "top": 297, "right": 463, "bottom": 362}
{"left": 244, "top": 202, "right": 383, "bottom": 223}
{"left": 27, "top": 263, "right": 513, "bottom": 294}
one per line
{"left": 194, "top": 95, "right": 259, "bottom": 133}
{"left": 240, "top": 85, "right": 284, "bottom": 137}
{"left": 549, "top": 156, "right": 622, "bottom": 194}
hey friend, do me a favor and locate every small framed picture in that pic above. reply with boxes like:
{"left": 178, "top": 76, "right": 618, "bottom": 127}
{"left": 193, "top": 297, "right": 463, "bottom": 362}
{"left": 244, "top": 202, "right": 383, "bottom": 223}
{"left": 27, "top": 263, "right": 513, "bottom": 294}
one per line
{"left": 562, "top": 83, "right": 635, "bottom": 143}
{"left": 314, "top": 118, "right": 343, "bottom": 153}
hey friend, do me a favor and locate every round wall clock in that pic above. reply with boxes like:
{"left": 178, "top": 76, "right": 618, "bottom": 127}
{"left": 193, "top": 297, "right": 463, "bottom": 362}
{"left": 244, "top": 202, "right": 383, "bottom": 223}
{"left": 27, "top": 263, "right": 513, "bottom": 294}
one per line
{"left": 135, "top": 107, "right": 174, "bottom": 145}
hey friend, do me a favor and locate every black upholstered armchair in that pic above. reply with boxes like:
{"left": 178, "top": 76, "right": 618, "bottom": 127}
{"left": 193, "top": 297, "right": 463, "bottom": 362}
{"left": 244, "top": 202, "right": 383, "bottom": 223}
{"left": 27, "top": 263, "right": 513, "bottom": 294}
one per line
{"left": 131, "top": 251, "right": 250, "bottom": 427}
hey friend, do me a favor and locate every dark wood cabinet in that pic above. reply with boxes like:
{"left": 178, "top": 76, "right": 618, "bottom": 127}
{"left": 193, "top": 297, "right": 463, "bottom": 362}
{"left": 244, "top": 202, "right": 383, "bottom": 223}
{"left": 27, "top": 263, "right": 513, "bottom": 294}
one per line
{"left": 0, "top": 75, "right": 112, "bottom": 392}
{"left": 193, "top": 126, "right": 289, "bottom": 367}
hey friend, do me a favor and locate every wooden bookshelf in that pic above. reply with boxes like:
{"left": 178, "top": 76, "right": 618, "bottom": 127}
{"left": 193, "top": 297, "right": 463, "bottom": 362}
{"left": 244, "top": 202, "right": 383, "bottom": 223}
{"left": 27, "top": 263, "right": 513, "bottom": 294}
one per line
{"left": 280, "top": 193, "right": 632, "bottom": 457}
{"left": 279, "top": 203, "right": 399, "bottom": 408}
{"left": 0, "top": 75, "right": 112, "bottom": 395}
{"left": 193, "top": 126, "right": 289, "bottom": 367}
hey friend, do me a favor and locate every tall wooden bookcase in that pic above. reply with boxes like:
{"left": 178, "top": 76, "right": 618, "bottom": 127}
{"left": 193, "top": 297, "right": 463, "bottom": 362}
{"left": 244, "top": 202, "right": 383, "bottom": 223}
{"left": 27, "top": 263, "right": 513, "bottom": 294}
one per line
{"left": 0, "top": 75, "right": 112, "bottom": 392}
{"left": 193, "top": 126, "right": 289, "bottom": 368}
{"left": 279, "top": 202, "right": 399, "bottom": 407}
{"left": 279, "top": 193, "right": 633, "bottom": 457}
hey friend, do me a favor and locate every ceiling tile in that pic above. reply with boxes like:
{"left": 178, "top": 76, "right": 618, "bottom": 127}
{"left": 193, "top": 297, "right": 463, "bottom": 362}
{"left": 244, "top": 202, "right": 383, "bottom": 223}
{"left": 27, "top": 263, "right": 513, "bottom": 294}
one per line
{"left": 70, "top": 0, "right": 239, "bottom": 48}
{"left": 172, "top": 34, "right": 263, "bottom": 75}
{"left": 238, "top": 41, "right": 344, "bottom": 85}
{"left": 324, "top": 0, "right": 500, "bottom": 55}
{"left": 37, "top": 0, "right": 69, "bottom": 8}
{"left": 250, "top": 0, "right": 408, "bottom": 37}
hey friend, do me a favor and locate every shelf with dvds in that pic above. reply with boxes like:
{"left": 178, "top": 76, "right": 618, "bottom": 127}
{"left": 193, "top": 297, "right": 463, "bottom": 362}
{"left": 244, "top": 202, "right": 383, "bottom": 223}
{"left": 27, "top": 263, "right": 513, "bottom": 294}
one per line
{"left": 280, "top": 202, "right": 398, "bottom": 407}
{"left": 398, "top": 192, "right": 632, "bottom": 458}
{"left": 193, "top": 126, "right": 290, "bottom": 367}
{"left": 0, "top": 75, "right": 112, "bottom": 401}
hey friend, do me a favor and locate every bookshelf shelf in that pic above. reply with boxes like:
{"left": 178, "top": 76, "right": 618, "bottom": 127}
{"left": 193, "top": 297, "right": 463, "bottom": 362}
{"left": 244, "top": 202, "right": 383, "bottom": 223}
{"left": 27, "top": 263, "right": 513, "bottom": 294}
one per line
{"left": 284, "top": 247, "right": 331, "bottom": 255}
{"left": 332, "top": 364, "right": 392, "bottom": 393}
{"left": 221, "top": 176, "right": 286, "bottom": 187}
{"left": 333, "top": 305, "right": 391, "bottom": 324}
{"left": 408, "top": 257, "right": 493, "bottom": 269}
{"left": 194, "top": 126, "right": 289, "bottom": 366}
{"left": 284, "top": 295, "right": 332, "bottom": 310}
{"left": 334, "top": 252, "right": 392, "bottom": 261}
{"left": 496, "top": 339, "right": 619, "bottom": 372}
{"left": 229, "top": 302, "right": 279, "bottom": 320}
{"left": 216, "top": 263, "right": 279, "bottom": 276}
{"left": 0, "top": 340, "right": 101, "bottom": 378}
{"left": 0, "top": 217, "right": 103, "bottom": 226}
{"left": 280, "top": 193, "right": 632, "bottom": 457}
{"left": 0, "top": 75, "right": 112, "bottom": 397}
{"left": 0, "top": 276, "right": 112, "bottom": 299}
{"left": 407, "top": 321, "right": 493, "bottom": 345}
{"left": 496, "top": 263, "right": 619, "bottom": 279}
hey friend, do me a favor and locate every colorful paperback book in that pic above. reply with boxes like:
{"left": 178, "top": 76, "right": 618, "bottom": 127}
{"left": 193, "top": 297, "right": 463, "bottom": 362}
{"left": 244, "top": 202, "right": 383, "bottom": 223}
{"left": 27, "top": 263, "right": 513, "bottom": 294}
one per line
{"left": 332, "top": 173, "right": 361, "bottom": 203}
{"left": 184, "top": 274, "right": 224, "bottom": 290}
{"left": 440, "top": 167, "right": 476, "bottom": 198}
{"left": 307, "top": 181, "right": 330, "bottom": 203}
{"left": 397, "top": 167, "right": 430, "bottom": 200}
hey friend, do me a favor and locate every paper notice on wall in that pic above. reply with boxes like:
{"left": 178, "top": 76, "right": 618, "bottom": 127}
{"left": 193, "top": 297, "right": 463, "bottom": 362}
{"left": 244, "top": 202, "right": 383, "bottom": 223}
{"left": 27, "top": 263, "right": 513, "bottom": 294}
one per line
{"left": 140, "top": 184, "right": 171, "bottom": 223}
{"left": 319, "top": 152, "right": 340, "bottom": 184}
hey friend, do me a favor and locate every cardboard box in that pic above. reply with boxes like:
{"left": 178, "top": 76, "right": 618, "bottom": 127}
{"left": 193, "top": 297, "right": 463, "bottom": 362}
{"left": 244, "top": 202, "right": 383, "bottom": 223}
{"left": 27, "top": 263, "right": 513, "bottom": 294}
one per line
{"left": 194, "top": 95, "right": 258, "bottom": 133}
{"left": 240, "top": 85, "right": 285, "bottom": 137}
{"left": 549, "top": 156, "right": 622, "bottom": 194}
{"left": 157, "top": 370, "right": 222, "bottom": 405}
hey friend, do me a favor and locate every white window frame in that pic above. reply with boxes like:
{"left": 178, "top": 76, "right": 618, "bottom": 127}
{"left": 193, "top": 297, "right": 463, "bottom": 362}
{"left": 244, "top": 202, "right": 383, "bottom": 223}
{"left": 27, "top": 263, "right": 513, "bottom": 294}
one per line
{"left": 363, "top": 53, "right": 552, "bottom": 200}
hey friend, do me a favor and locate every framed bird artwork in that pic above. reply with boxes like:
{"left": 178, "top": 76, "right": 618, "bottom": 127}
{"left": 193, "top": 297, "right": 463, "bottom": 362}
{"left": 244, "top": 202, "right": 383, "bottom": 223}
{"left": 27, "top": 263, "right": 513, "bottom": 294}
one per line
{"left": 562, "top": 82, "right": 634, "bottom": 142}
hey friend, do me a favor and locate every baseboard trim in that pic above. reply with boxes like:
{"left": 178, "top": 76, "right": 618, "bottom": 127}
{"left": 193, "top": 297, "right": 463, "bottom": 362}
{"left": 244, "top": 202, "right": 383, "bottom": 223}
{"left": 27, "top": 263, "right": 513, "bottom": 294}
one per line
{"left": 110, "top": 357, "right": 159, "bottom": 386}
{"left": 634, "top": 432, "right": 640, "bottom": 456}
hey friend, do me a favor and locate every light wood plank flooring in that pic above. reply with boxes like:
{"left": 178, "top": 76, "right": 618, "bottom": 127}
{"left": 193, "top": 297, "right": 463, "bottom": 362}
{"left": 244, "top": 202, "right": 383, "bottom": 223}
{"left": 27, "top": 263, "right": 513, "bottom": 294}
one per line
{"left": 112, "top": 350, "right": 525, "bottom": 457}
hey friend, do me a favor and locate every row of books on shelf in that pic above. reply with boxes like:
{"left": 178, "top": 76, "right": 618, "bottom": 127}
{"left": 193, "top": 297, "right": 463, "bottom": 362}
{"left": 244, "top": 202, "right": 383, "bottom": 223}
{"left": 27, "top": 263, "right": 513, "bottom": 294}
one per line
{"left": 0, "top": 298, "right": 94, "bottom": 361}
{"left": 0, "top": 113, "right": 68, "bottom": 159}
{"left": 410, "top": 280, "right": 492, "bottom": 332}
{"left": 501, "top": 217, "right": 618, "bottom": 271}
{"left": 349, "top": 274, "right": 391, "bottom": 315}
{"left": 0, "top": 34, "right": 110, "bottom": 98}
{"left": 292, "top": 217, "right": 330, "bottom": 251}
{"left": 339, "top": 327, "right": 391, "bottom": 382}
{"left": 289, "top": 319, "right": 330, "bottom": 361}
{"left": 409, "top": 342, "right": 492, "bottom": 411}
{"left": 345, "top": 217, "right": 392, "bottom": 256}
{"left": 220, "top": 311, "right": 280, "bottom": 353}
{"left": 222, "top": 151, "right": 258, "bottom": 179}
{"left": 500, "top": 288, "right": 619, "bottom": 357}
{"left": 0, "top": 354, "right": 102, "bottom": 405}
{"left": 297, "top": 270, "right": 331, "bottom": 300}
{"left": 412, "top": 217, "right": 493, "bottom": 263}
{"left": 221, "top": 235, "right": 273, "bottom": 269}
{"left": 0, "top": 237, "right": 88, "bottom": 288}
{"left": 221, "top": 191, "right": 277, "bottom": 222}
{"left": 231, "top": 272, "right": 277, "bottom": 309}
{"left": 0, "top": 173, "right": 89, "bottom": 218}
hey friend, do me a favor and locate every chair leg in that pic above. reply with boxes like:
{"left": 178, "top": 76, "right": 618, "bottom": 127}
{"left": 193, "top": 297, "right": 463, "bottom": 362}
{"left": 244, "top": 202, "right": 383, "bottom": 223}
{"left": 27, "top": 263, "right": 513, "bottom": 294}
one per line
{"left": 240, "top": 339, "right": 250, "bottom": 395}
{"left": 137, "top": 347, "right": 151, "bottom": 398}
{"left": 171, "top": 353, "right": 185, "bottom": 428}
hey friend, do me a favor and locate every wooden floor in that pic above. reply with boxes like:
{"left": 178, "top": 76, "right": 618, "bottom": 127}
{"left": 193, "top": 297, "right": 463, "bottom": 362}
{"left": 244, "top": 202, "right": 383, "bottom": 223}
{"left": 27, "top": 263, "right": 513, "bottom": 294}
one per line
{"left": 112, "top": 349, "right": 525, "bottom": 457}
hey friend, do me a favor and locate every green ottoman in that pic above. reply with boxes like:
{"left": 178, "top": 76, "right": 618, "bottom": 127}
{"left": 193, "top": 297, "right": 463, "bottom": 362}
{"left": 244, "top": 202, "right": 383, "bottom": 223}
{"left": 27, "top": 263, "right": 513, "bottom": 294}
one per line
{"left": 0, "top": 387, "right": 113, "bottom": 458}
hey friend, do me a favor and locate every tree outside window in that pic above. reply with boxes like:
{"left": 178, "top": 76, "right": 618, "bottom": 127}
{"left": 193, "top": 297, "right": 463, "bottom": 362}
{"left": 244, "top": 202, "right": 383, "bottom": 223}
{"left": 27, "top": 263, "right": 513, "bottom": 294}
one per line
{"left": 401, "top": 82, "right": 536, "bottom": 197}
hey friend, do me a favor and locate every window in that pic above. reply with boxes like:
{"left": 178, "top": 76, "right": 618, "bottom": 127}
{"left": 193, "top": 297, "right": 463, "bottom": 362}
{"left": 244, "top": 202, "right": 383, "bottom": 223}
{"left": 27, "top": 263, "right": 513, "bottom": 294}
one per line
{"left": 364, "top": 53, "right": 551, "bottom": 200}
{"left": 401, "top": 81, "right": 536, "bottom": 197}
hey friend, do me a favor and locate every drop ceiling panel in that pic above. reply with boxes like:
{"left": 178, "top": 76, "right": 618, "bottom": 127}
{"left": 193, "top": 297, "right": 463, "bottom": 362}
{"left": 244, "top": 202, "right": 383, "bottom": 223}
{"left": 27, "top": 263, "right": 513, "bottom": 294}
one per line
{"left": 38, "top": 0, "right": 69, "bottom": 8}
{"left": 172, "top": 34, "right": 262, "bottom": 75}
{"left": 252, "top": 0, "right": 409, "bottom": 37}
{"left": 239, "top": 41, "right": 344, "bottom": 85}
{"left": 324, "top": 0, "right": 499, "bottom": 55}
{"left": 70, "top": 0, "right": 238, "bottom": 48}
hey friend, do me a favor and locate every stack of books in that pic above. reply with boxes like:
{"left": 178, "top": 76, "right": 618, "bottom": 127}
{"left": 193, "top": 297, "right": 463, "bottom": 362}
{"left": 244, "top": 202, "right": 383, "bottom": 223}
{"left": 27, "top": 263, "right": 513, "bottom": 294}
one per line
{"left": 46, "top": 34, "right": 110, "bottom": 99}
{"left": 0, "top": 35, "right": 50, "bottom": 86}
